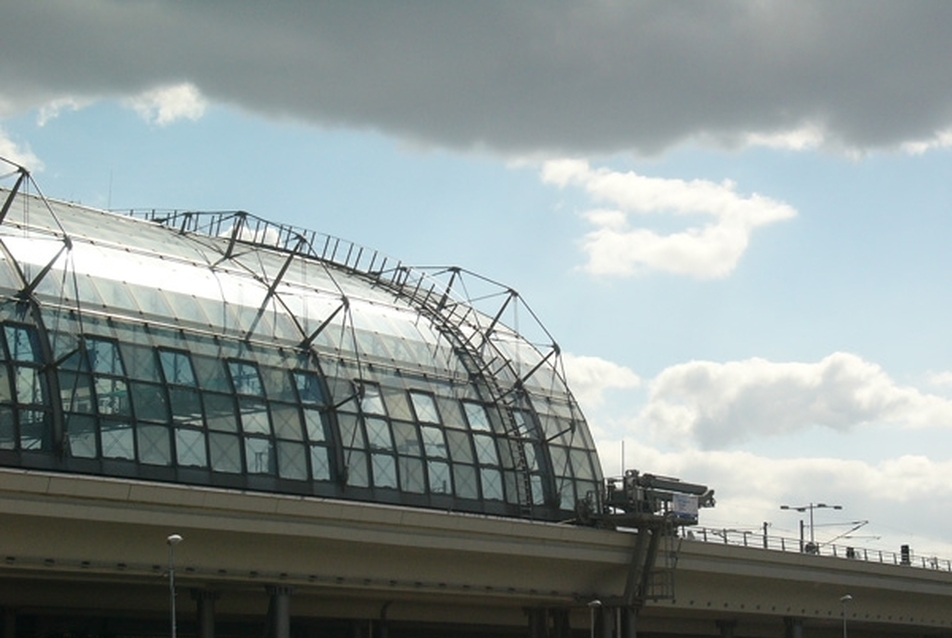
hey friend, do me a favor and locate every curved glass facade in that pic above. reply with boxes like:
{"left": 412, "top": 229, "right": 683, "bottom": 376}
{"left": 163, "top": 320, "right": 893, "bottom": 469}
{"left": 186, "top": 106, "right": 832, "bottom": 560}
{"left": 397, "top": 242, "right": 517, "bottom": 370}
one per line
{"left": 0, "top": 183, "right": 602, "bottom": 521}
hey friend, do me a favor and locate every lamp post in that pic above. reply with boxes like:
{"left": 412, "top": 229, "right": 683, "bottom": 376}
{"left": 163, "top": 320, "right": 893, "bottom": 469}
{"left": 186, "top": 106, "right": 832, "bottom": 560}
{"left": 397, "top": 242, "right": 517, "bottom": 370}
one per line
{"left": 780, "top": 503, "right": 842, "bottom": 552}
{"left": 167, "top": 534, "right": 183, "bottom": 638}
{"left": 587, "top": 599, "right": 601, "bottom": 638}
{"left": 840, "top": 594, "right": 853, "bottom": 638}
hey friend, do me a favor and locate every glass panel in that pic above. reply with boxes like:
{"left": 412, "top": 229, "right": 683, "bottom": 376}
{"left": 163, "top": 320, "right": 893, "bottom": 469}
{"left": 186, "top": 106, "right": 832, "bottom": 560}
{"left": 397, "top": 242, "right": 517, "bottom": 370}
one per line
{"left": 559, "top": 482, "right": 577, "bottom": 511}
{"left": 271, "top": 403, "right": 302, "bottom": 440}
{"left": 337, "top": 412, "right": 365, "bottom": 449}
{"left": 0, "top": 364, "right": 12, "bottom": 402}
{"left": 371, "top": 453, "right": 398, "bottom": 488}
{"left": 209, "top": 432, "right": 242, "bottom": 473}
{"left": 445, "top": 430, "right": 473, "bottom": 463}
{"left": 159, "top": 350, "right": 196, "bottom": 386}
{"left": 453, "top": 464, "right": 478, "bottom": 499}
{"left": 95, "top": 377, "right": 131, "bottom": 416}
{"left": 345, "top": 450, "right": 369, "bottom": 487}
{"left": 120, "top": 343, "right": 161, "bottom": 382}
{"left": 463, "top": 402, "right": 492, "bottom": 432}
{"left": 192, "top": 355, "right": 230, "bottom": 392}
{"left": 101, "top": 420, "right": 135, "bottom": 459}
{"left": 480, "top": 468, "right": 504, "bottom": 500}
{"left": 391, "top": 421, "right": 420, "bottom": 456}
{"left": 176, "top": 428, "right": 208, "bottom": 467}
{"left": 310, "top": 444, "right": 331, "bottom": 481}
{"left": 399, "top": 456, "right": 425, "bottom": 493}
{"left": 261, "top": 366, "right": 295, "bottom": 402}
{"left": 169, "top": 387, "right": 203, "bottom": 426}
{"left": 570, "top": 448, "right": 595, "bottom": 480}
{"left": 66, "top": 414, "right": 97, "bottom": 458}
{"left": 437, "top": 396, "right": 466, "bottom": 429}
{"left": 381, "top": 386, "right": 412, "bottom": 420}
{"left": 359, "top": 383, "right": 386, "bottom": 415}
{"left": 410, "top": 392, "right": 440, "bottom": 423}
{"left": 204, "top": 392, "right": 237, "bottom": 432}
{"left": 277, "top": 440, "right": 308, "bottom": 480}
{"left": 59, "top": 371, "right": 94, "bottom": 413}
{"left": 228, "top": 361, "right": 263, "bottom": 396}
{"left": 138, "top": 424, "right": 171, "bottom": 465}
{"left": 294, "top": 371, "right": 325, "bottom": 405}
{"left": 549, "top": 445, "right": 570, "bottom": 477}
{"left": 86, "top": 338, "right": 124, "bottom": 375}
{"left": 531, "top": 474, "right": 545, "bottom": 506}
{"left": 428, "top": 460, "right": 451, "bottom": 494}
{"left": 130, "top": 381, "right": 170, "bottom": 423}
{"left": 13, "top": 366, "right": 43, "bottom": 404}
{"left": 20, "top": 410, "right": 49, "bottom": 450}
{"left": 0, "top": 407, "right": 14, "bottom": 449}
{"left": 365, "top": 417, "right": 392, "bottom": 451}
{"left": 245, "top": 436, "right": 274, "bottom": 474}
{"left": 473, "top": 434, "right": 499, "bottom": 465}
{"left": 4, "top": 325, "right": 39, "bottom": 362}
{"left": 420, "top": 426, "right": 447, "bottom": 459}
{"left": 238, "top": 397, "right": 270, "bottom": 434}
{"left": 303, "top": 408, "right": 326, "bottom": 442}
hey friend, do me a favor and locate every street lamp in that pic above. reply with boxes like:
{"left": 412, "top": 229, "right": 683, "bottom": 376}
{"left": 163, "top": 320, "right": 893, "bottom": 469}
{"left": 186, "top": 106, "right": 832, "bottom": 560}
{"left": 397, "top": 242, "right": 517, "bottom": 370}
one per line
{"left": 587, "top": 599, "right": 601, "bottom": 638}
{"left": 167, "top": 534, "right": 183, "bottom": 638}
{"left": 780, "top": 503, "right": 842, "bottom": 552}
{"left": 840, "top": 593, "right": 853, "bottom": 638}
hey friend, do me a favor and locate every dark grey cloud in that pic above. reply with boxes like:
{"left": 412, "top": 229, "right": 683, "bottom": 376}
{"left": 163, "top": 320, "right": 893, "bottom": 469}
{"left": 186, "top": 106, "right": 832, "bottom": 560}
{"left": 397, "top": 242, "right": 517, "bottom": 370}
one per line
{"left": 3, "top": 1, "right": 952, "bottom": 154}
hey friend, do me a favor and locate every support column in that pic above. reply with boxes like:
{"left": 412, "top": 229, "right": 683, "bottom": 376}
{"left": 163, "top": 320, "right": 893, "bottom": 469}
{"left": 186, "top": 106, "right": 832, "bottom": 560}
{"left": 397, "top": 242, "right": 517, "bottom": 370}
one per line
{"left": 716, "top": 619, "right": 737, "bottom": 637}
{"left": 621, "top": 607, "right": 638, "bottom": 638}
{"left": 783, "top": 617, "right": 803, "bottom": 638}
{"left": 191, "top": 589, "right": 220, "bottom": 638}
{"left": 266, "top": 586, "right": 293, "bottom": 638}
{"left": 550, "top": 608, "right": 571, "bottom": 638}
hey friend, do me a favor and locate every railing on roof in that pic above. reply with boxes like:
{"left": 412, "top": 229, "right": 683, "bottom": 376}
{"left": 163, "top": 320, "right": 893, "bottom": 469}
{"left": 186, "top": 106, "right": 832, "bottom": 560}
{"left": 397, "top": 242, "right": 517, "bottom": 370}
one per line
{"left": 125, "top": 209, "right": 406, "bottom": 280}
{"left": 687, "top": 526, "right": 952, "bottom": 572}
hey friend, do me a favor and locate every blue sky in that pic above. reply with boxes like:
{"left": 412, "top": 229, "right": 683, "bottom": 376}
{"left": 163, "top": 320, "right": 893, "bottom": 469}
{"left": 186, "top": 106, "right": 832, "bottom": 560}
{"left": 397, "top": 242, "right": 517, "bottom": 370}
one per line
{"left": 4, "top": 1, "right": 952, "bottom": 559}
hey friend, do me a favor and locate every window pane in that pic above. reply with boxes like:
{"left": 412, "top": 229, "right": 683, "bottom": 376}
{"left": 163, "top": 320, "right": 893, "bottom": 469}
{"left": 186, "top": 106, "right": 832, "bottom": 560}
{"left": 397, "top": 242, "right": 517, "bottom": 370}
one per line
{"left": 570, "top": 448, "right": 595, "bottom": 480}
{"left": 271, "top": 403, "right": 302, "bottom": 440}
{"left": 204, "top": 392, "right": 237, "bottom": 432}
{"left": 446, "top": 430, "right": 473, "bottom": 463}
{"left": 101, "top": 420, "right": 135, "bottom": 459}
{"left": 310, "top": 444, "right": 331, "bottom": 481}
{"left": 176, "top": 428, "right": 208, "bottom": 468}
{"left": 345, "top": 450, "right": 369, "bottom": 487}
{"left": 365, "top": 417, "right": 392, "bottom": 450}
{"left": 277, "top": 440, "right": 307, "bottom": 480}
{"left": 372, "top": 453, "right": 398, "bottom": 488}
{"left": 66, "top": 414, "right": 97, "bottom": 458}
{"left": 86, "top": 338, "right": 124, "bottom": 375}
{"left": 294, "top": 371, "right": 325, "bottom": 405}
{"left": 192, "top": 355, "right": 230, "bottom": 392}
{"left": 410, "top": 392, "right": 440, "bottom": 423}
{"left": 138, "top": 424, "right": 171, "bottom": 465}
{"left": 428, "top": 461, "right": 451, "bottom": 494}
{"left": 245, "top": 436, "right": 274, "bottom": 474}
{"left": 209, "top": 432, "right": 242, "bottom": 473}
{"left": 473, "top": 434, "right": 499, "bottom": 465}
{"left": 238, "top": 398, "right": 270, "bottom": 434}
{"left": 463, "top": 402, "right": 491, "bottom": 431}
{"left": 20, "top": 410, "right": 50, "bottom": 450}
{"left": 228, "top": 361, "right": 263, "bottom": 396}
{"left": 360, "top": 384, "right": 386, "bottom": 415}
{"left": 480, "top": 468, "right": 504, "bottom": 500}
{"left": 4, "top": 326, "right": 39, "bottom": 362}
{"left": 399, "top": 456, "right": 425, "bottom": 493}
{"left": 13, "top": 366, "right": 43, "bottom": 404}
{"left": 159, "top": 350, "right": 196, "bottom": 386}
{"left": 453, "top": 464, "right": 479, "bottom": 499}
{"left": 131, "top": 381, "right": 170, "bottom": 422}
{"left": 303, "top": 408, "right": 326, "bottom": 442}
{"left": 59, "top": 371, "right": 94, "bottom": 413}
{"left": 338, "top": 412, "right": 365, "bottom": 449}
{"left": 0, "top": 407, "right": 14, "bottom": 449}
{"left": 381, "top": 386, "right": 412, "bottom": 420}
{"left": 420, "top": 426, "right": 447, "bottom": 459}
{"left": 391, "top": 421, "right": 420, "bottom": 456}
{"left": 169, "top": 387, "right": 203, "bottom": 426}
{"left": 95, "top": 377, "right": 131, "bottom": 416}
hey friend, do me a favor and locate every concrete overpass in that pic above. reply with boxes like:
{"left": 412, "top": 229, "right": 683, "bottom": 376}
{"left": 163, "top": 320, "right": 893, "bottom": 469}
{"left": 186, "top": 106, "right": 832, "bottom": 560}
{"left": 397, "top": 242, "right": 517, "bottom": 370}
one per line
{"left": 1, "top": 467, "right": 950, "bottom": 638}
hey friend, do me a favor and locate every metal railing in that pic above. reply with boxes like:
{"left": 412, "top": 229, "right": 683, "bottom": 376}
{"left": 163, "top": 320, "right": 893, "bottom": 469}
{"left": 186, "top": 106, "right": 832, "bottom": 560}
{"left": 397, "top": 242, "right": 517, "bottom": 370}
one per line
{"left": 686, "top": 526, "right": 952, "bottom": 571}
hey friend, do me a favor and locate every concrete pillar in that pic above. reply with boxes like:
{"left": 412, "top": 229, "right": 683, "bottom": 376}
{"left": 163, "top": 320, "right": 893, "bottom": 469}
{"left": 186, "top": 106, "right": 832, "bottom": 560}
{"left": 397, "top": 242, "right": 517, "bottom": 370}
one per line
{"left": 266, "top": 585, "right": 293, "bottom": 638}
{"left": 550, "top": 608, "right": 571, "bottom": 638}
{"left": 716, "top": 619, "right": 737, "bottom": 637}
{"left": 783, "top": 617, "right": 803, "bottom": 638}
{"left": 190, "top": 589, "right": 220, "bottom": 638}
{"left": 621, "top": 607, "right": 638, "bottom": 638}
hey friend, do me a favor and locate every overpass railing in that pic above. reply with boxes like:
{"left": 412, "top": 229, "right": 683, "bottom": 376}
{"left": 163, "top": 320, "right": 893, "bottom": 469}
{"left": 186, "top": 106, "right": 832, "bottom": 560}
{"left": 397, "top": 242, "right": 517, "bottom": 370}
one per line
{"left": 686, "top": 526, "right": 952, "bottom": 572}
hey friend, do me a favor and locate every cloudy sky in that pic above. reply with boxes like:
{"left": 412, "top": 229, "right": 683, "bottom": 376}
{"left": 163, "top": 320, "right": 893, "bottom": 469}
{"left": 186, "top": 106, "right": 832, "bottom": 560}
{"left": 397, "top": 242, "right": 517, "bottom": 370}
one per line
{"left": 4, "top": 1, "right": 952, "bottom": 559}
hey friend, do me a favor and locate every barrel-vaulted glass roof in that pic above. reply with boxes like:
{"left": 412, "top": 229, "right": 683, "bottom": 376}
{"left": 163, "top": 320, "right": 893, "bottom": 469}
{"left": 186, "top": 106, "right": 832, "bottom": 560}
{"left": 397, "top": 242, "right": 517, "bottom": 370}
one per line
{"left": 0, "top": 173, "right": 603, "bottom": 521}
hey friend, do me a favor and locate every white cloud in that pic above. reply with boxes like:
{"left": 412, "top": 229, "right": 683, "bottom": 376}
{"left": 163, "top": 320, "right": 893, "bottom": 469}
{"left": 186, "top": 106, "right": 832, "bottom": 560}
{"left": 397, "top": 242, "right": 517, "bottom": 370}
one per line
{"left": 561, "top": 352, "right": 641, "bottom": 409}
{"left": 0, "top": 129, "right": 43, "bottom": 173}
{"left": 37, "top": 97, "right": 90, "bottom": 126}
{"left": 123, "top": 83, "right": 207, "bottom": 126}
{"left": 542, "top": 160, "right": 796, "bottom": 279}
{"left": 636, "top": 353, "right": 952, "bottom": 449}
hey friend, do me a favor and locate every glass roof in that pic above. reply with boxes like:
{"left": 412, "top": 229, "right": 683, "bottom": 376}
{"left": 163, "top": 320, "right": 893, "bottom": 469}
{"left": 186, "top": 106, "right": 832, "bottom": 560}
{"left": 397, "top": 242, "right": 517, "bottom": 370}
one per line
{"left": 0, "top": 185, "right": 602, "bottom": 521}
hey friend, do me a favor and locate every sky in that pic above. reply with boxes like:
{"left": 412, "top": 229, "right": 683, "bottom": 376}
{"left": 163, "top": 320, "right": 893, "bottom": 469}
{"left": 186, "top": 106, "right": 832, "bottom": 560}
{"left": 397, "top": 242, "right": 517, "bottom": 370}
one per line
{"left": 3, "top": 1, "right": 952, "bottom": 560}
